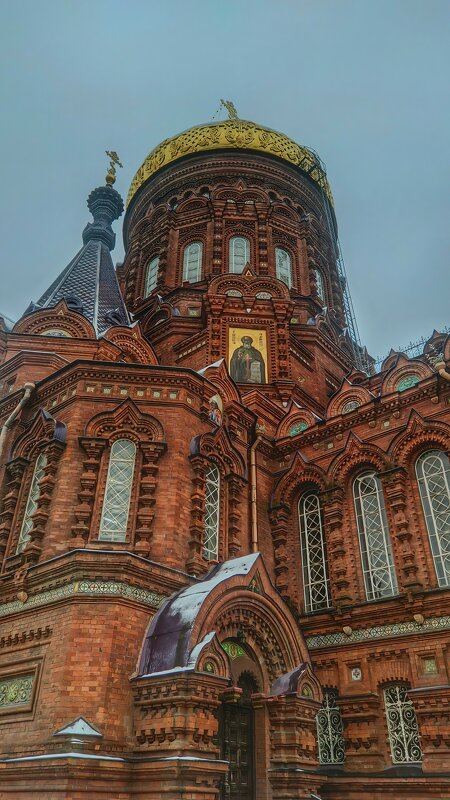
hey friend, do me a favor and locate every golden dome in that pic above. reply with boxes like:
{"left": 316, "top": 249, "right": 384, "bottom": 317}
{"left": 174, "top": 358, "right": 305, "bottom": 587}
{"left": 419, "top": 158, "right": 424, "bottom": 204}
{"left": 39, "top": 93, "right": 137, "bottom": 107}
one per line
{"left": 126, "top": 119, "right": 333, "bottom": 207}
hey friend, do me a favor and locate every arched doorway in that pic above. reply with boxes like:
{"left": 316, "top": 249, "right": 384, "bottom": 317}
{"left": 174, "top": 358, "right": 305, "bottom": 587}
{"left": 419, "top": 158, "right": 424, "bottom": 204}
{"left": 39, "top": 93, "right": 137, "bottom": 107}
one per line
{"left": 219, "top": 641, "right": 261, "bottom": 800}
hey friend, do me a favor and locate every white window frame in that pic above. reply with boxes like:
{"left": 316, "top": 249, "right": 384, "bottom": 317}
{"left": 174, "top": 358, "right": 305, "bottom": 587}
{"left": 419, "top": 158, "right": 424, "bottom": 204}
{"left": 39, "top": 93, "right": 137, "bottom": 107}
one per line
{"left": 203, "top": 463, "right": 220, "bottom": 560}
{"left": 313, "top": 268, "right": 326, "bottom": 303}
{"left": 98, "top": 439, "right": 136, "bottom": 542}
{"left": 16, "top": 452, "right": 47, "bottom": 554}
{"left": 144, "top": 256, "right": 159, "bottom": 297}
{"left": 275, "top": 247, "right": 292, "bottom": 288}
{"left": 183, "top": 241, "right": 203, "bottom": 283}
{"left": 229, "top": 236, "right": 250, "bottom": 274}
{"left": 353, "top": 472, "right": 398, "bottom": 600}
{"left": 416, "top": 450, "right": 450, "bottom": 587}
{"left": 299, "top": 492, "right": 331, "bottom": 612}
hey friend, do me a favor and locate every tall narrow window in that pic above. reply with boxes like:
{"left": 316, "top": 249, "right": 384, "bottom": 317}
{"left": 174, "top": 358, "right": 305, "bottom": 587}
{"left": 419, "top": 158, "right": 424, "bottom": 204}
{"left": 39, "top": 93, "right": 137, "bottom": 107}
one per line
{"left": 144, "top": 256, "right": 159, "bottom": 297}
{"left": 16, "top": 453, "right": 47, "bottom": 554}
{"left": 229, "top": 236, "right": 250, "bottom": 274}
{"left": 313, "top": 268, "right": 325, "bottom": 303}
{"left": 204, "top": 463, "right": 220, "bottom": 560}
{"left": 353, "top": 473, "right": 397, "bottom": 600}
{"left": 384, "top": 685, "right": 422, "bottom": 764}
{"left": 299, "top": 493, "right": 331, "bottom": 612}
{"left": 183, "top": 241, "right": 203, "bottom": 283}
{"left": 416, "top": 450, "right": 450, "bottom": 586}
{"left": 316, "top": 691, "right": 345, "bottom": 765}
{"left": 99, "top": 439, "right": 136, "bottom": 542}
{"left": 275, "top": 247, "right": 292, "bottom": 288}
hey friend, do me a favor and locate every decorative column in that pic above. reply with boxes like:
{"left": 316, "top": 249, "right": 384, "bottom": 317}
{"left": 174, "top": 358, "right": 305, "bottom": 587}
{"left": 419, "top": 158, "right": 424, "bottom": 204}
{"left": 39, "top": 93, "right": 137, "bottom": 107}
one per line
{"left": 70, "top": 437, "right": 107, "bottom": 548}
{"left": 0, "top": 457, "right": 29, "bottom": 563}
{"left": 23, "top": 440, "right": 65, "bottom": 565}
{"left": 322, "top": 487, "right": 354, "bottom": 607}
{"left": 410, "top": 686, "right": 450, "bottom": 771}
{"left": 269, "top": 505, "right": 291, "bottom": 601}
{"left": 225, "top": 474, "right": 245, "bottom": 559}
{"left": 380, "top": 467, "right": 423, "bottom": 593}
{"left": 134, "top": 441, "right": 166, "bottom": 557}
{"left": 267, "top": 692, "right": 322, "bottom": 799}
{"left": 338, "top": 693, "right": 386, "bottom": 770}
{"left": 256, "top": 206, "right": 269, "bottom": 276}
{"left": 186, "top": 454, "right": 209, "bottom": 575}
{"left": 132, "top": 670, "right": 228, "bottom": 800}
{"left": 212, "top": 201, "right": 225, "bottom": 275}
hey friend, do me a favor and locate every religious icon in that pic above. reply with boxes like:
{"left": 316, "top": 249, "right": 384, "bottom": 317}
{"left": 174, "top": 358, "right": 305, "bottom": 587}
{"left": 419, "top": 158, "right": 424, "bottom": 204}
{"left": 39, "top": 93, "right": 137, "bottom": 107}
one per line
{"left": 209, "top": 394, "right": 223, "bottom": 426}
{"left": 228, "top": 328, "right": 267, "bottom": 384}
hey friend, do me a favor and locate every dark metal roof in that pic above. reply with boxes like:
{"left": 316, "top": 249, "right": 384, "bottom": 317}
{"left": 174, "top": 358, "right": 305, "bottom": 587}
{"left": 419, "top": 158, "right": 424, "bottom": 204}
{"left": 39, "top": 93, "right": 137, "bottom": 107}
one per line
{"left": 25, "top": 184, "right": 129, "bottom": 337}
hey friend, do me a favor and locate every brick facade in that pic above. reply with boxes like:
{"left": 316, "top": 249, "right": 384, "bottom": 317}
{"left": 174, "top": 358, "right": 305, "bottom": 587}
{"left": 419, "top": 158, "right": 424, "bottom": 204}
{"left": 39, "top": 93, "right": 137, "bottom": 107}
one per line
{"left": 0, "top": 118, "right": 449, "bottom": 798}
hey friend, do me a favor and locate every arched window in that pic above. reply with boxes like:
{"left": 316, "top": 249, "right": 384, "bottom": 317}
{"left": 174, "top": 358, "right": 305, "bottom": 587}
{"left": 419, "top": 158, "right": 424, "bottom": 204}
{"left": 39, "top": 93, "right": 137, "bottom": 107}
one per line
{"left": 416, "top": 450, "right": 450, "bottom": 586}
{"left": 144, "top": 256, "right": 159, "bottom": 297}
{"left": 313, "top": 268, "right": 325, "bottom": 303}
{"left": 353, "top": 472, "right": 397, "bottom": 600}
{"left": 183, "top": 241, "right": 203, "bottom": 283}
{"left": 229, "top": 236, "right": 250, "bottom": 274}
{"left": 99, "top": 439, "right": 136, "bottom": 542}
{"left": 203, "top": 463, "right": 220, "bottom": 560}
{"left": 316, "top": 690, "right": 345, "bottom": 765}
{"left": 275, "top": 247, "right": 292, "bottom": 288}
{"left": 16, "top": 453, "right": 47, "bottom": 553}
{"left": 299, "top": 492, "right": 331, "bottom": 612}
{"left": 384, "top": 685, "right": 422, "bottom": 764}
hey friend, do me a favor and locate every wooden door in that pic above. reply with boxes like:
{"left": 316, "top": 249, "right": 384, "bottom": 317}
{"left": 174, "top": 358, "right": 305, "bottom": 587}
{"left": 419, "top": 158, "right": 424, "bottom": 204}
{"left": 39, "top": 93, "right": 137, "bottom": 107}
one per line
{"left": 220, "top": 702, "right": 254, "bottom": 800}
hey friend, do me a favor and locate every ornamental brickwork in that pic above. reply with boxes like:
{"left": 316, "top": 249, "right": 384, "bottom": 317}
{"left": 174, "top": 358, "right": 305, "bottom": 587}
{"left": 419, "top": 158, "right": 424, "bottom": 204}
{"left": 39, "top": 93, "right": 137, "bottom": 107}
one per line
{"left": 0, "top": 117, "right": 449, "bottom": 799}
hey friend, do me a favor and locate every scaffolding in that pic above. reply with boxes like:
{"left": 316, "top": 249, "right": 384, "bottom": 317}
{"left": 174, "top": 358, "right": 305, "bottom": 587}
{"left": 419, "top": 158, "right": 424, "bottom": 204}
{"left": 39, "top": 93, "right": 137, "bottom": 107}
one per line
{"left": 300, "top": 148, "right": 371, "bottom": 374}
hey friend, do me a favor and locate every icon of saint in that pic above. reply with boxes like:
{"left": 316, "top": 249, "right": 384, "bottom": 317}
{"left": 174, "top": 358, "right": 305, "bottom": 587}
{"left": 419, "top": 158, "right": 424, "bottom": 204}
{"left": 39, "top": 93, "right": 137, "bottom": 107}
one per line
{"left": 230, "top": 336, "right": 266, "bottom": 384}
{"left": 209, "top": 399, "right": 222, "bottom": 426}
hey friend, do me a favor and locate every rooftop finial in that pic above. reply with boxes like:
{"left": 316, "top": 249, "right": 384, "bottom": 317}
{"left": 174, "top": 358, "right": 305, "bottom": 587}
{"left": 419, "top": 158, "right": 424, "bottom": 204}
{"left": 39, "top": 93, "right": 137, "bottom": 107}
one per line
{"left": 220, "top": 99, "right": 238, "bottom": 120}
{"left": 105, "top": 150, "right": 123, "bottom": 186}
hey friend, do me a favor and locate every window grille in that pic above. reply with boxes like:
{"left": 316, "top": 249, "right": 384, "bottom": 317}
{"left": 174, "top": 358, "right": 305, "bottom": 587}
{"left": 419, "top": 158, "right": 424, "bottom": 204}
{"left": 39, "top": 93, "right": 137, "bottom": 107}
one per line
{"left": 313, "top": 268, "right": 326, "bottom": 303}
{"left": 299, "top": 493, "right": 331, "bottom": 612}
{"left": 99, "top": 439, "right": 136, "bottom": 542}
{"left": 275, "top": 247, "right": 292, "bottom": 288}
{"left": 316, "top": 691, "right": 345, "bottom": 764}
{"left": 144, "top": 256, "right": 159, "bottom": 296}
{"left": 183, "top": 241, "right": 203, "bottom": 283}
{"left": 353, "top": 472, "right": 397, "bottom": 600}
{"left": 203, "top": 464, "right": 220, "bottom": 560}
{"left": 416, "top": 450, "right": 450, "bottom": 586}
{"left": 397, "top": 374, "right": 420, "bottom": 392}
{"left": 229, "top": 236, "right": 250, "bottom": 274}
{"left": 16, "top": 453, "right": 47, "bottom": 553}
{"left": 384, "top": 685, "right": 422, "bottom": 764}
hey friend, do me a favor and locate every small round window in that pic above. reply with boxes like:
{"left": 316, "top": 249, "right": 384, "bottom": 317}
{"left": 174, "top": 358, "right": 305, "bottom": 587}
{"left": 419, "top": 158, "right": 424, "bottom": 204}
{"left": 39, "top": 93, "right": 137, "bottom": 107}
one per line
{"left": 288, "top": 420, "right": 308, "bottom": 436}
{"left": 41, "top": 329, "right": 71, "bottom": 337}
{"left": 397, "top": 374, "right": 420, "bottom": 392}
{"left": 341, "top": 399, "right": 360, "bottom": 414}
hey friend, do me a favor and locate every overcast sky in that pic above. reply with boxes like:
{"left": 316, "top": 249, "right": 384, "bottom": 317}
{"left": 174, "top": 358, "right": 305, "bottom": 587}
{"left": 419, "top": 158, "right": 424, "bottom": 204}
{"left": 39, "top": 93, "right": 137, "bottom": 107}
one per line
{"left": 1, "top": 0, "right": 449, "bottom": 361}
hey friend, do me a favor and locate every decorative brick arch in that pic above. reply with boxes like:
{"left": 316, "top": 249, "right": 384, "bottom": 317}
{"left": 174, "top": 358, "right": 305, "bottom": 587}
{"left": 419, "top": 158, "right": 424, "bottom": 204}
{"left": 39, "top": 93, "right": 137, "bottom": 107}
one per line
{"left": 272, "top": 451, "right": 327, "bottom": 508}
{"left": 276, "top": 403, "right": 317, "bottom": 439}
{"left": 328, "top": 432, "right": 389, "bottom": 488}
{"left": 388, "top": 410, "right": 450, "bottom": 468}
{"left": 208, "top": 269, "right": 291, "bottom": 300}
{"left": 381, "top": 354, "right": 433, "bottom": 395}
{"left": 86, "top": 398, "right": 165, "bottom": 443}
{"left": 0, "top": 409, "right": 67, "bottom": 567}
{"left": 13, "top": 300, "right": 96, "bottom": 339}
{"left": 101, "top": 324, "right": 158, "bottom": 365}
{"left": 327, "top": 379, "right": 374, "bottom": 419}
{"left": 190, "top": 424, "right": 246, "bottom": 479}
{"left": 199, "top": 359, "right": 242, "bottom": 404}
{"left": 71, "top": 400, "right": 166, "bottom": 555}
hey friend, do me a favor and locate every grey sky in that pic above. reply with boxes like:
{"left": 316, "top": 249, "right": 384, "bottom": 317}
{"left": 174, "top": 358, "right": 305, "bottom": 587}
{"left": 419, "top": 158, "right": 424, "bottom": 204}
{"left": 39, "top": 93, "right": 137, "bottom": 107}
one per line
{"left": 1, "top": 0, "right": 449, "bottom": 361}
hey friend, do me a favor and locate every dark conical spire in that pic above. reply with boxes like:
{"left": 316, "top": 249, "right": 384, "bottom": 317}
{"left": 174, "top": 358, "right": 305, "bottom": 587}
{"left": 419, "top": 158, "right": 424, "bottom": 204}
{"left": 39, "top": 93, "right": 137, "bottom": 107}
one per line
{"left": 82, "top": 184, "right": 124, "bottom": 250}
{"left": 24, "top": 176, "right": 129, "bottom": 337}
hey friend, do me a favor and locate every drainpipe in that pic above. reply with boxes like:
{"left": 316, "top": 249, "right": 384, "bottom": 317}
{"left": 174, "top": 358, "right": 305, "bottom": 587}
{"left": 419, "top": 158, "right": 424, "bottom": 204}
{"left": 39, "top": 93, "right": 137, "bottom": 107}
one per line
{"left": 435, "top": 361, "right": 450, "bottom": 383}
{"left": 250, "top": 429, "right": 263, "bottom": 553}
{"left": 0, "top": 383, "right": 35, "bottom": 466}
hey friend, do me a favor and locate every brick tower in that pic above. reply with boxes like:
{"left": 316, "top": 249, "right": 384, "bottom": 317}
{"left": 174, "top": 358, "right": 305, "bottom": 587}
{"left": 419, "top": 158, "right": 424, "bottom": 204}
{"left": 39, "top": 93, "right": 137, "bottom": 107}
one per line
{"left": 0, "top": 116, "right": 449, "bottom": 800}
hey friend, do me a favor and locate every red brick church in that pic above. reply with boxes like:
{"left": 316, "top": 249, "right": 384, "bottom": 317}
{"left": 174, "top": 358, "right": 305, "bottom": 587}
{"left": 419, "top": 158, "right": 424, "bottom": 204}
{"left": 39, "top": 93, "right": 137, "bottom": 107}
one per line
{"left": 0, "top": 113, "right": 449, "bottom": 800}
